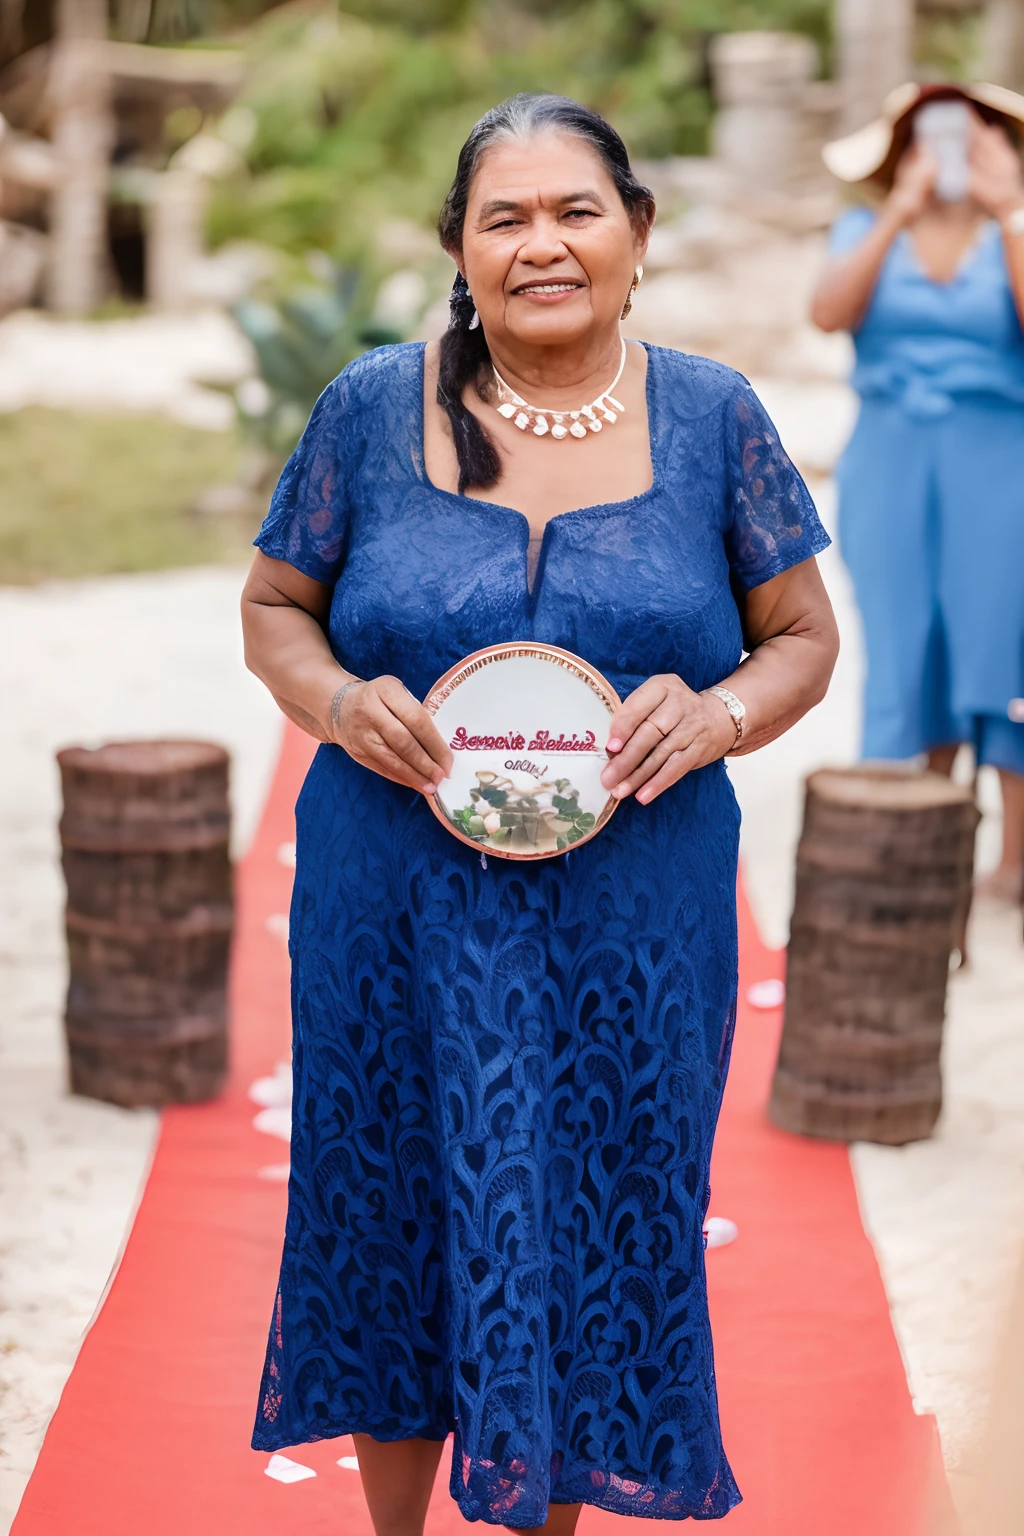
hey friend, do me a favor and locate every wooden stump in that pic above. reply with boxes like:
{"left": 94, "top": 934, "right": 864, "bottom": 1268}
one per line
{"left": 769, "top": 767, "right": 978, "bottom": 1146}
{"left": 58, "top": 741, "right": 232, "bottom": 1108}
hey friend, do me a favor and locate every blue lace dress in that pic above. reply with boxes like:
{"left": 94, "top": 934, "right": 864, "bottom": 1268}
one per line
{"left": 251, "top": 342, "right": 828, "bottom": 1526}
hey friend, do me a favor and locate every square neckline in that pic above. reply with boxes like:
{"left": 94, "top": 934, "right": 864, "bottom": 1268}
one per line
{"left": 415, "top": 338, "right": 662, "bottom": 545}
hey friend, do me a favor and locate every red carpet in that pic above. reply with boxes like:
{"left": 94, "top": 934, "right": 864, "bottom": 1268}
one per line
{"left": 13, "top": 725, "right": 946, "bottom": 1534}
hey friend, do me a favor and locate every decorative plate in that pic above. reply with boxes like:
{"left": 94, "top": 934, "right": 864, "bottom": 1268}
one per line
{"left": 424, "top": 643, "right": 621, "bottom": 861}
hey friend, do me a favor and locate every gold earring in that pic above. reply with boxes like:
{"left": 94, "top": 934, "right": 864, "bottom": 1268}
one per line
{"left": 621, "top": 264, "right": 643, "bottom": 319}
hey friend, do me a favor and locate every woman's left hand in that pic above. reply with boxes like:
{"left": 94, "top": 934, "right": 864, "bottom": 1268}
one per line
{"left": 969, "top": 120, "right": 1024, "bottom": 221}
{"left": 600, "top": 674, "right": 738, "bottom": 805}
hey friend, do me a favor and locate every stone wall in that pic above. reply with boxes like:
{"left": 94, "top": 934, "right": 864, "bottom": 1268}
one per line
{"left": 625, "top": 33, "right": 850, "bottom": 387}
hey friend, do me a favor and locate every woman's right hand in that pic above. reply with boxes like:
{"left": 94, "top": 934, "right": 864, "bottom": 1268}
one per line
{"left": 886, "top": 142, "right": 937, "bottom": 226}
{"left": 330, "top": 675, "right": 454, "bottom": 795}
{"left": 811, "top": 143, "right": 936, "bottom": 334}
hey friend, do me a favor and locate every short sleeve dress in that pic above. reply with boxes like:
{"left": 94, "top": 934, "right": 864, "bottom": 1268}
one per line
{"left": 251, "top": 342, "right": 829, "bottom": 1527}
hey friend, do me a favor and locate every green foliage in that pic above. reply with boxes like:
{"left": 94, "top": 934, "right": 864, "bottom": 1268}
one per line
{"left": 915, "top": 9, "right": 984, "bottom": 83}
{"left": 204, "top": 0, "right": 833, "bottom": 453}
{"left": 208, "top": 0, "right": 833, "bottom": 260}
{"left": 340, "top": 0, "right": 475, "bottom": 29}
{"left": 231, "top": 262, "right": 396, "bottom": 454}
{"left": 0, "top": 410, "right": 249, "bottom": 584}
{"left": 113, "top": 0, "right": 290, "bottom": 43}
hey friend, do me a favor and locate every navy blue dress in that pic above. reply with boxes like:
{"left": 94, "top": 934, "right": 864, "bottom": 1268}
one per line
{"left": 251, "top": 342, "right": 828, "bottom": 1526}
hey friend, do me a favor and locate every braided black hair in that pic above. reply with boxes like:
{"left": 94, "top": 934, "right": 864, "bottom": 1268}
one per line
{"left": 438, "top": 269, "right": 500, "bottom": 493}
{"left": 436, "top": 93, "right": 655, "bottom": 494}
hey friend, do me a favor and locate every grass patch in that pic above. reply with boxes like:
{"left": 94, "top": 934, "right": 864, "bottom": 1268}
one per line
{"left": 0, "top": 409, "right": 266, "bottom": 585}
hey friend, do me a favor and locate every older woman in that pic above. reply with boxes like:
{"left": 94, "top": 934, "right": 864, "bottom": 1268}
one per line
{"left": 242, "top": 94, "right": 837, "bottom": 1534}
{"left": 813, "top": 83, "right": 1024, "bottom": 903}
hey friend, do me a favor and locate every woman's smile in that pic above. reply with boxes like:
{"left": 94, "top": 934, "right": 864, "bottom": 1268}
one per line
{"left": 510, "top": 279, "right": 586, "bottom": 302}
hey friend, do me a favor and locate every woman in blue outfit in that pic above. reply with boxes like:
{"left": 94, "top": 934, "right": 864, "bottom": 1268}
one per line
{"left": 241, "top": 95, "right": 837, "bottom": 1533}
{"left": 813, "top": 82, "right": 1024, "bottom": 902}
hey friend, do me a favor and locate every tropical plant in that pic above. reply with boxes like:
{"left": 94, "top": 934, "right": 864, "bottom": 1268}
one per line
{"left": 231, "top": 260, "right": 399, "bottom": 455}
{"left": 201, "top": 0, "right": 841, "bottom": 454}
{"left": 206, "top": 0, "right": 834, "bottom": 262}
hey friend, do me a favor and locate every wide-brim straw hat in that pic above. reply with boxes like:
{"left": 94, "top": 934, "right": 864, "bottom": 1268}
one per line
{"left": 823, "top": 81, "right": 1024, "bottom": 186}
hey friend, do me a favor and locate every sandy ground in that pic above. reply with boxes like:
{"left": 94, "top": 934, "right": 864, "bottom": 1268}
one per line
{"left": 729, "top": 479, "right": 1024, "bottom": 1487}
{"left": 0, "top": 310, "right": 254, "bottom": 430}
{"left": 1, "top": 469, "right": 1022, "bottom": 1533}
{"left": 0, "top": 568, "right": 281, "bottom": 1531}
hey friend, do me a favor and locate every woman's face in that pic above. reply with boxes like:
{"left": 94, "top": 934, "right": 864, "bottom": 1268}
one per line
{"left": 458, "top": 131, "right": 650, "bottom": 350}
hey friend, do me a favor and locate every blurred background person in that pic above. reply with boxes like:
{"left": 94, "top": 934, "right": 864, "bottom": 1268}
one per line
{"left": 812, "top": 83, "right": 1024, "bottom": 905}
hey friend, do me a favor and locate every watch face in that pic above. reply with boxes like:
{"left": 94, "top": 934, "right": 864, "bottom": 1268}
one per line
{"left": 424, "top": 643, "right": 621, "bottom": 861}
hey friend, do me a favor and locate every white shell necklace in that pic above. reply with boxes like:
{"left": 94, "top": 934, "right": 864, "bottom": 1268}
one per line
{"left": 492, "top": 339, "right": 627, "bottom": 440}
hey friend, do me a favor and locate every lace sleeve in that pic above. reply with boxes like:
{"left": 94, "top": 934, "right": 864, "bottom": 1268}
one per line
{"left": 723, "top": 380, "right": 830, "bottom": 592}
{"left": 253, "top": 375, "right": 351, "bottom": 586}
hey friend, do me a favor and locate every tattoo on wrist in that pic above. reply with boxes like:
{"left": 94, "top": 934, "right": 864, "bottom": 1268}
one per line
{"left": 330, "top": 678, "right": 365, "bottom": 732}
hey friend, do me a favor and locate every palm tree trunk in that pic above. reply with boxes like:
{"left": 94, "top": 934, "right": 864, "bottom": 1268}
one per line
{"left": 46, "top": 0, "right": 114, "bottom": 315}
{"left": 769, "top": 767, "right": 978, "bottom": 1146}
